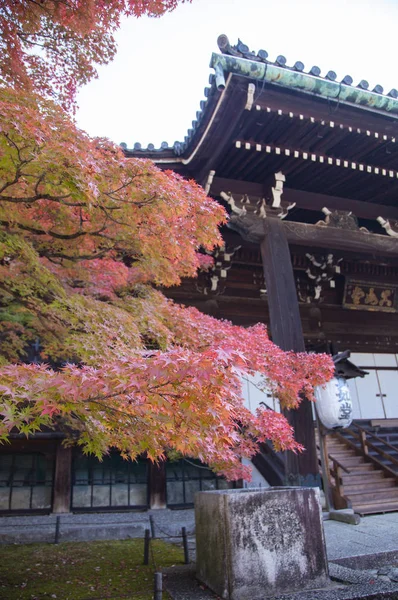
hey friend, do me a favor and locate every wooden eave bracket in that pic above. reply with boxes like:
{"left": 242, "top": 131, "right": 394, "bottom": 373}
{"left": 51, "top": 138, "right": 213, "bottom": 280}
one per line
{"left": 220, "top": 172, "right": 294, "bottom": 219}
{"left": 245, "top": 83, "right": 255, "bottom": 110}
{"left": 271, "top": 171, "right": 286, "bottom": 208}
{"left": 377, "top": 216, "right": 398, "bottom": 237}
{"left": 205, "top": 170, "right": 216, "bottom": 194}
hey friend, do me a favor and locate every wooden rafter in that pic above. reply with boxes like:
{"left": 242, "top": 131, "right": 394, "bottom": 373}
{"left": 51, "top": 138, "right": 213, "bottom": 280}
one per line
{"left": 234, "top": 140, "right": 398, "bottom": 180}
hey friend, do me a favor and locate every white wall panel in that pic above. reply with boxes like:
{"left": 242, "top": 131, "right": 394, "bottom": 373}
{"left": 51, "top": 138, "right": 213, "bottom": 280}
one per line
{"left": 242, "top": 373, "right": 279, "bottom": 414}
{"left": 355, "top": 371, "right": 385, "bottom": 419}
{"left": 373, "top": 354, "right": 398, "bottom": 367}
{"left": 347, "top": 379, "right": 362, "bottom": 419}
{"left": 377, "top": 371, "right": 398, "bottom": 418}
{"left": 242, "top": 458, "right": 270, "bottom": 488}
{"left": 350, "top": 353, "right": 375, "bottom": 367}
{"left": 241, "top": 377, "right": 250, "bottom": 411}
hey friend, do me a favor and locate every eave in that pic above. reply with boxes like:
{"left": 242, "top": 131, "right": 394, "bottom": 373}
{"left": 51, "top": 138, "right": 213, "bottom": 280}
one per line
{"left": 210, "top": 52, "right": 398, "bottom": 119}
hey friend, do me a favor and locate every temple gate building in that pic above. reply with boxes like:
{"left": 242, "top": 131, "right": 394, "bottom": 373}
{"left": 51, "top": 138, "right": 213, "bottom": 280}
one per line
{"left": 2, "top": 35, "right": 398, "bottom": 515}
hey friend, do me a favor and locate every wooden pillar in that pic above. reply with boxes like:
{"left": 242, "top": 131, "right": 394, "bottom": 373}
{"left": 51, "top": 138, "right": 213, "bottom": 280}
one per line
{"left": 260, "top": 217, "right": 319, "bottom": 486}
{"left": 149, "top": 461, "right": 167, "bottom": 509}
{"left": 52, "top": 443, "right": 72, "bottom": 513}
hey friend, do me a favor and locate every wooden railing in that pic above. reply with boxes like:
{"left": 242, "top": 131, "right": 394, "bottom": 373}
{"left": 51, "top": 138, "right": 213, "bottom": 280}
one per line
{"left": 333, "top": 423, "right": 398, "bottom": 483}
{"left": 329, "top": 455, "right": 350, "bottom": 503}
{"left": 316, "top": 428, "right": 351, "bottom": 509}
{"left": 317, "top": 422, "right": 398, "bottom": 511}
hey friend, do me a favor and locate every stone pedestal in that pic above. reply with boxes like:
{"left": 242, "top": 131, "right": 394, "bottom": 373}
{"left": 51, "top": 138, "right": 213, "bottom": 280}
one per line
{"left": 195, "top": 487, "right": 329, "bottom": 599}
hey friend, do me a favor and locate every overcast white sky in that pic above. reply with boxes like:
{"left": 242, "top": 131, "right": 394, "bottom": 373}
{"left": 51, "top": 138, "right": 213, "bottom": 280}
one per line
{"left": 75, "top": 0, "right": 398, "bottom": 148}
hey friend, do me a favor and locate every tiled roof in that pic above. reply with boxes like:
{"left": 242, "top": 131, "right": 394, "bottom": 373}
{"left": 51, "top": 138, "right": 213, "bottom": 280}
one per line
{"left": 216, "top": 35, "right": 396, "bottom": 97}
{"left": 124, "top": 35, "right": 398, "bottom": 157}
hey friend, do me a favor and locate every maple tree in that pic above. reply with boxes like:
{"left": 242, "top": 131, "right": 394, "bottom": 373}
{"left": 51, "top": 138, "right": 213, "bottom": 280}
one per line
{"left": 0, "top": 0, "right": 335, "bottom": 480}
{"left": 0, "top": 87, "right": 334, "bottom": 479}
{"left": 0, "top": 0, "right": 190, "bottom": 111}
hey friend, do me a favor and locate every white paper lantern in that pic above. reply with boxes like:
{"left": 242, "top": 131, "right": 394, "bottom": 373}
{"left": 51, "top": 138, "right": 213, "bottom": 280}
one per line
{"left": 315, "top": 377, "right": 353, "bottom": 429}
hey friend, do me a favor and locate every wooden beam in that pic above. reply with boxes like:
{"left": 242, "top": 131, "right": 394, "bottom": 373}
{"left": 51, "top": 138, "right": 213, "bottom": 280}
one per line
{"left": 149, "top": 461, "right": 166, "bottom": 509}
{"left": 211, "top": 176, "right": 265, "bottom": 197}
{"left": 283, "top": 221, "right": 398, "bottom": 256}
{"left": 260, "top": 217, "right": 319, "bottom": 485}
{"left": 228, "top": 213, "right": 398, "bottom": 257}
{"left": 260, "top": 218, "right": 305, "bottom": 352}
{"left": 52, "top": 443, "right": 72, "bottom": 514}
{"left": 211, "top": 177, "right": 398, "bottom": 220}
{"left": 284, "top": 189, "right": 398, "bottom": 221}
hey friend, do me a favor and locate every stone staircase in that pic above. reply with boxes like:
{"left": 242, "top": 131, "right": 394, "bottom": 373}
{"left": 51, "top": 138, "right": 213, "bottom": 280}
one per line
{"left": 323, "top": 429, "right": 398, "bottom": 515}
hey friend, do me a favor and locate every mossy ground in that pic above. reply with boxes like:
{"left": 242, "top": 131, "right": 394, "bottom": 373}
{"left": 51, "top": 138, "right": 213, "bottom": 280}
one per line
{"left": 0, "top": 538, "right": 184, "bottom": 599}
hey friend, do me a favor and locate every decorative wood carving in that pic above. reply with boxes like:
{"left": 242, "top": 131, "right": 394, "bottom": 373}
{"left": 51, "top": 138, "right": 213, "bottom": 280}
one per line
{"left": 211, "top": 177, "right": 398, "bottom": 221}
{"left": 377, "top": 216, "right": 398, "bottom": 237}
{"left": 297, "top": 253, "right": 343, "bottom": 303}
{"left": 224, "top": 172, "right": 297, "bottom": 242}
{"left": 252, "top": 269, "right": 267, "bottom": 297}
{"left": 196, "top": 244, "right": 241, "bottom": 296}
{"left": 316, "top": 207, "right": 369, "bottom": 232}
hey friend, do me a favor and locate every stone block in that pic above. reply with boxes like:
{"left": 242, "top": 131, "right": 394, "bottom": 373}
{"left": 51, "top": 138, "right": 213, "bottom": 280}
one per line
{"left": 329, "top": 509, "right": 361, "bottom": 525}
{"left": 195, "top": 487, "right": 329, "bottom": 599}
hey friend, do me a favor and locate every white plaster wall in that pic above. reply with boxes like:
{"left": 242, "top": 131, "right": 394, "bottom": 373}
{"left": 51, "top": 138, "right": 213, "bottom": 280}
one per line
{"left": 348, "top": 353, "right": 398, "bottom": 419}
{"left": 241, "top": 373, "right": 280, "bottom": 415}
{"left": 242, "top": 458, "right": 270, "bottom": 489}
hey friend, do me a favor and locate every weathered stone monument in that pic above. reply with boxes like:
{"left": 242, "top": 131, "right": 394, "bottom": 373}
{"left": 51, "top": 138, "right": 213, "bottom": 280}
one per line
{"left": 195, "top": 487, "right": 329, "bottom": 599}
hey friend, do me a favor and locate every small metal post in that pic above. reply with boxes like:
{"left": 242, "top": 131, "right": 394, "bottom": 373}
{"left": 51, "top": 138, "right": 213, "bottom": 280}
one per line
{"left": 149, "top": 514, "right": 156, "bottom": 539}
{"left": 144, "top": 528, "right": 150, "bottom": 565}
{"left": 154, "top": 571, "right": 162, "bottom": 600}
{"left": 54, "top": 516, "right": 61, "bottom": 544}
{"left": 182, "top": 526, "right": 189, "bottom": 564}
